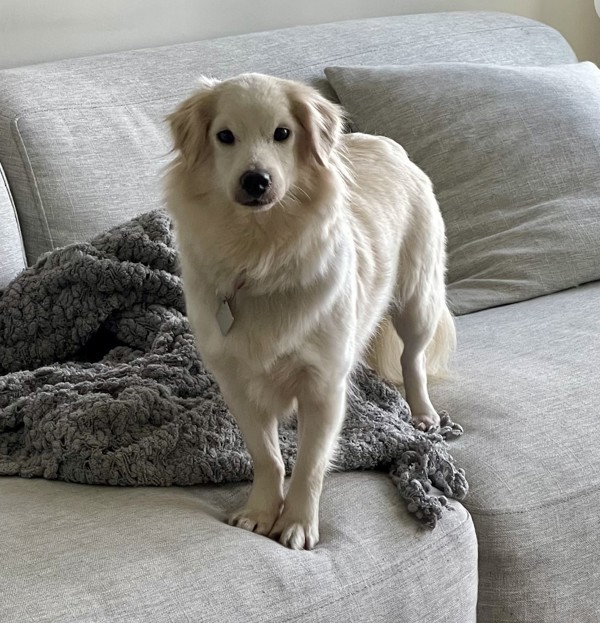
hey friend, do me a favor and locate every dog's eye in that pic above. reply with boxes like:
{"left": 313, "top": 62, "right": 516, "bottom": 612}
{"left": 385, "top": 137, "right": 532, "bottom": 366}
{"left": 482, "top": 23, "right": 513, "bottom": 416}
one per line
{"left": 273, "top": 127, "right": 291, "bottom": 142}
{"left": 216, "top": 130, "right": 235, "bottom": 145}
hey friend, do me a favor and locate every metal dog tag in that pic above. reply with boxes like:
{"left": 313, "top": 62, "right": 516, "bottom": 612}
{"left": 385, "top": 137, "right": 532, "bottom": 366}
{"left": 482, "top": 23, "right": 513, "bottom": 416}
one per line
{"left": 216, "top": 298, "right": 235, "bottom": 336}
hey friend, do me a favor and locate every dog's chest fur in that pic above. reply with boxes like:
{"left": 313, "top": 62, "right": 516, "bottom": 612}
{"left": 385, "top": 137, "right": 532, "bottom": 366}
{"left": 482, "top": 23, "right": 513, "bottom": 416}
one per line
{"left": 178, "top": 216, "right": 355, "bottom": 374}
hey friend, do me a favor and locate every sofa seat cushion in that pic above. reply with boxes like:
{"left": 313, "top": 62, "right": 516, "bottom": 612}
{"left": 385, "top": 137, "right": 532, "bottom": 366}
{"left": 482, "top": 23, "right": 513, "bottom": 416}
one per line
{"left": 326, "top": 63, "right": 600, "bottom": 315}
{"left": 431, "top": 282, "right": 600, "bottom": 622}
{"left": 0, "top": 472, "right": 477, "bottom": 622}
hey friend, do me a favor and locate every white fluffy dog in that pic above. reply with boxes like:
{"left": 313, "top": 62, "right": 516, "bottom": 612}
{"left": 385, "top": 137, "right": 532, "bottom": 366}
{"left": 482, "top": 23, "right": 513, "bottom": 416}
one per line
{"left": 165, "top": 73, "right": 455, "bottom": 550}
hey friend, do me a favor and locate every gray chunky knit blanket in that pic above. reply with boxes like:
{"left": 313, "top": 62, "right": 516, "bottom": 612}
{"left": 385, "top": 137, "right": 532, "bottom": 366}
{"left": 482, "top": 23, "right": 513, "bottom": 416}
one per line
{"left": 0, "top": 210, "right": 467, "bottom": 527}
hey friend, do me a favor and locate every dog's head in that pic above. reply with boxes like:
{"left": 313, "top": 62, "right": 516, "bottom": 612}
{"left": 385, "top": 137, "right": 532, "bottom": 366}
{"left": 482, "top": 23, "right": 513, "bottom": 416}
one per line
{"left": 167, "top": 73, "right": 343, "bottom": 211}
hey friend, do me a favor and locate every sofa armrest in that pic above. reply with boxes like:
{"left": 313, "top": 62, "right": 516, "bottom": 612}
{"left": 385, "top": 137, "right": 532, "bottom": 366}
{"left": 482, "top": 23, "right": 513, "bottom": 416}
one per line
{"left": 0, "top": 162, "right": 26, "bottom": 289}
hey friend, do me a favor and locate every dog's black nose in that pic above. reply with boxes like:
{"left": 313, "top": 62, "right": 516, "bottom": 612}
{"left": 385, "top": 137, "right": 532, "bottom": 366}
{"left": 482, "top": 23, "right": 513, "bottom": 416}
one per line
{"left": 240, "top": 170, "right": 271, "bottom": 198}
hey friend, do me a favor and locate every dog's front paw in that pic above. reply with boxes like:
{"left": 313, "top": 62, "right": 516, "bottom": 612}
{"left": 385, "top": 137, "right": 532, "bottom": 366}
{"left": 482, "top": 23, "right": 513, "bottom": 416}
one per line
{"left": 269, "top": 511, "right": 319, "bottom": 550}
{"left": 412, "top": 411, "right": 441, "bottom": 431}
{"left": 228, "top": 505, "right": 280, "bottom": 536}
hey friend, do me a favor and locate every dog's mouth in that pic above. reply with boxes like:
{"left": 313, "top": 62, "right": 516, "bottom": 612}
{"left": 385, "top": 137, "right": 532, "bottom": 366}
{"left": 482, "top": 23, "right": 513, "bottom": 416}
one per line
{"left": 235, "top": 193, "right": 278, "bottom": 211}
{"left": 241, "top": 198, "right": 272, "bottom": 208}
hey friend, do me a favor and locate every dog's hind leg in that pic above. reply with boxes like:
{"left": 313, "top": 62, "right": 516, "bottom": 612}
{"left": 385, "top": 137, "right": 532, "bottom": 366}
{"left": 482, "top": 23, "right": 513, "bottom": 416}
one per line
{"left": 392, "top": 293, "right": 453, "bottom": 431}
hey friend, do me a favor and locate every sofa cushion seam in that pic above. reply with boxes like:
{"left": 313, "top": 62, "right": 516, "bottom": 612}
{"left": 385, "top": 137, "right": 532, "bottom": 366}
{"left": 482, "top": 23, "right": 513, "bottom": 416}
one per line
{"left": 467, "top": 481, "right": 600, "bottom": 515}
{"left": 11, "top": 117, "right": 54, "bottom": 253}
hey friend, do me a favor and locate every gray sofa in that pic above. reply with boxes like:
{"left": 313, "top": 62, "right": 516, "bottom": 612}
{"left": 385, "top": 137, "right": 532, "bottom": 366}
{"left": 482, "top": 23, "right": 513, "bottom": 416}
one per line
{"left": 1, "top": 11, "right": 599, "bottom": 623}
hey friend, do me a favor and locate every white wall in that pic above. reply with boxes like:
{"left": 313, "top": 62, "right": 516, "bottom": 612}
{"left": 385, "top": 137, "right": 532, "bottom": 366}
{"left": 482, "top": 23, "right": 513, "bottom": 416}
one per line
{"left": 0, "top": 0, "right": 598, "bottom": 69}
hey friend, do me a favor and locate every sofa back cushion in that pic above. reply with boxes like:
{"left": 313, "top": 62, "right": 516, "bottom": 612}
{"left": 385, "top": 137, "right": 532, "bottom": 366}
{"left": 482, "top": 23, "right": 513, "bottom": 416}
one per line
{"left": 326, "top": 62, "right": 600, "bottom": 314}
{"left": 0, "top": 13, "right": 576, "bottom": 265}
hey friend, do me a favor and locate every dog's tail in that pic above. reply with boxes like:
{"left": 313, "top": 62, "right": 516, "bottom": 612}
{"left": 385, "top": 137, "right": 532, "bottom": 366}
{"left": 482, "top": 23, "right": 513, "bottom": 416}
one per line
{"left": 424, "top": 304, "right": 456, "bottom": 379}
{"left": 366, "top": 305, "right": 456, "bottom": 385}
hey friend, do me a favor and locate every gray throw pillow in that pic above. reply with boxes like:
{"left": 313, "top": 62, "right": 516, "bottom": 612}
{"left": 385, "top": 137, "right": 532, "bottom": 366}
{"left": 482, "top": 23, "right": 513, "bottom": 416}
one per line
{"left": 325, "top": 63, "right": 600, "bottom": 315}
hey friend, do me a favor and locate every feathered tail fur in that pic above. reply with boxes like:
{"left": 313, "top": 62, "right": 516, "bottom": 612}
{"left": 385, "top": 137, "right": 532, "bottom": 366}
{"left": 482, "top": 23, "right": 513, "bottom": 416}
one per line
{"left": 366, "top": 305, "right": 456, "bottom": 386}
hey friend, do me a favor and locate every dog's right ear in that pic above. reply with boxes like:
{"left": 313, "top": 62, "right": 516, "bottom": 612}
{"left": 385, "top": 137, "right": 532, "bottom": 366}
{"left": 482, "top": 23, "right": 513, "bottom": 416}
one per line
{"left": 167, "top": 77, "right": 220, "bottom": 168}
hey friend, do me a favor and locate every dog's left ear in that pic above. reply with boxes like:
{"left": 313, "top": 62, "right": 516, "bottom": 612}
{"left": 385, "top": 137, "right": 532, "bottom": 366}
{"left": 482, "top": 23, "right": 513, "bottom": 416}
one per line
{"left": 289, "top": 84, "right": 344, "bottom": 167}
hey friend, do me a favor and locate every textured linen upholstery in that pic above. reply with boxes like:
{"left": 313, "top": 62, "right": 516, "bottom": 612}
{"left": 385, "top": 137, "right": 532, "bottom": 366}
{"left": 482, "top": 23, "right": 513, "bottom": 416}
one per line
{"left": 0, "top": 12, "right": 576, "bottom": 264}
{"left": 0, "top": 163, "right": 25, "bottom": 288}
{"left": 430, "top": 282, "right": 600, "bottom": 622}
{"left": 0, "top": 473, "right": 477, "bottom": 623}
{"left": 325, "top": 62, "right": 600, "bottom": 315}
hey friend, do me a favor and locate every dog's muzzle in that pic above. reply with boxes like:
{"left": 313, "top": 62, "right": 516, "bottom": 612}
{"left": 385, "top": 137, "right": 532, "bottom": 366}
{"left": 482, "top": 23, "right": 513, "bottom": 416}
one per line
{"left": 239, "top": 169, "right": 271, "bottom": 205}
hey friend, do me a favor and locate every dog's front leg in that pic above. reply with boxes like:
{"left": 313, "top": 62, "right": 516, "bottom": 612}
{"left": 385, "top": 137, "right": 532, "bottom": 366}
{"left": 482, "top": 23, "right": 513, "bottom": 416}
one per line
{"left": 269, "top": 377, "right": 347, "bottom": 550}
{"left": 218, "top": 378, "right": 285, "bottom": 536}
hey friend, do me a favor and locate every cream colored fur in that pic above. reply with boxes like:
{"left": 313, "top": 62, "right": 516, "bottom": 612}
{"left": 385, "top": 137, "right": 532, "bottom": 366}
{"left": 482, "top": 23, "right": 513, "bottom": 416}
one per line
{"left": 165, "top": 73, "right": 455, "bottom": 550}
